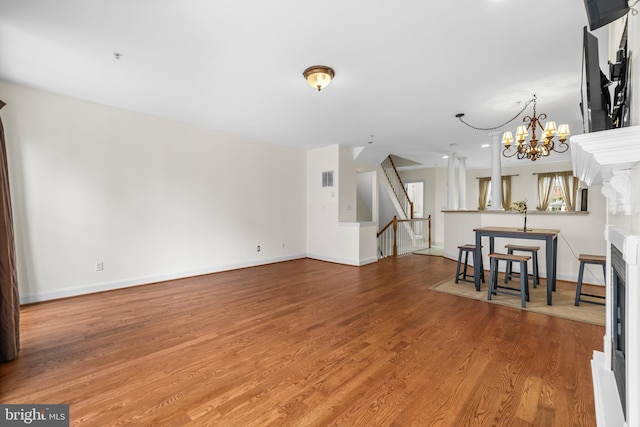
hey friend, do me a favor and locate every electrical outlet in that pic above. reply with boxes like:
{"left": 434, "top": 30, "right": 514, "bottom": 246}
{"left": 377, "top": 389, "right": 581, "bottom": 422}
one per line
{"left": 257, "top": 245, "right": 261, "bottom": 252}
{"left": 95, "top": 261, "right": 104, "bottom": 271}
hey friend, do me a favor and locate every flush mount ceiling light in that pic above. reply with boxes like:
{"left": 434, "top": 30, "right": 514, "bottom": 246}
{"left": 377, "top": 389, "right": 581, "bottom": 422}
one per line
{"left": 303, "top": 65, "right": 335, "bottom": 91}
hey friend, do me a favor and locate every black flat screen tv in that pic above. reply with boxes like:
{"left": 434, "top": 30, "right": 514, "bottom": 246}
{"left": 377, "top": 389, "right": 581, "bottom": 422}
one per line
{"left": 583, "top": 0, "right": 629, "bottom": 30}
{"left": 581, "top": 26, "right": 612, "bottom": 133}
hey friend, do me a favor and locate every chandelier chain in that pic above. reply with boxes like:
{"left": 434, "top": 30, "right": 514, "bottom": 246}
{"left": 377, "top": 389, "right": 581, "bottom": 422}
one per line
{"left": 456, "top": 98, "right": 536, "bottom": 131}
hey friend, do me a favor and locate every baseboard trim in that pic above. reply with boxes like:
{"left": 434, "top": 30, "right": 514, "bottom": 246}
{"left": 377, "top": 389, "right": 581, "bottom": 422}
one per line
{"left": 591, "top": 350, "right": 626, "bottom": 427}
{"left": 306, "top": 253, "right": 378, "bottom": 267}
{"left": 20, "top": 254, "right": 306, "bottom": 304}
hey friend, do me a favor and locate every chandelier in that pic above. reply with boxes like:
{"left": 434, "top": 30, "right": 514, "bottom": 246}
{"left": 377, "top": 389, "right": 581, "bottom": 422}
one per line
{"left": 501, "top": 95, "right": 570, "bottom": 161}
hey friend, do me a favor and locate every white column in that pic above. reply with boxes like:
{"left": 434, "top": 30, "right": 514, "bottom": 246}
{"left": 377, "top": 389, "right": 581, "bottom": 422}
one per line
{"left": 458, "top": 157, "right": 467, "bottom": 210}
{"left": 488, "top": 133, "right": 503, "bottom": 210}
{"left": 447, "top": 153, "right": 457, "bottom": 210}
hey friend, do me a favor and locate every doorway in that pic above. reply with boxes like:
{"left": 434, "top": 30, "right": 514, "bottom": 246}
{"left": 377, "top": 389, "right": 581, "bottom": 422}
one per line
{"left": 404, "top": 181, "right": 424, "bottom": 218}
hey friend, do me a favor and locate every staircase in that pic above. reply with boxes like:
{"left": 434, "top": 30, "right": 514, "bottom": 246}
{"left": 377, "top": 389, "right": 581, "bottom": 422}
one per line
{"left": 380, "top": 156, "right": 413, "bottom": 220}
{"left": 378, "top": 155, "right": 431, "bottom": 258}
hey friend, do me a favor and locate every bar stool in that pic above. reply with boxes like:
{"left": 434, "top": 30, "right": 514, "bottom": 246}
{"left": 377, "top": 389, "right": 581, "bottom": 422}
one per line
{"left": 488, "top": 252, "right": 530, "bottom": 308}
{"left": 455, "top": 244, "right": 484, "bottom": 284}
{"left": 504, "top": 244, "right": 540, "bottom": 288}
{"left": 575, "top": 254, "right": 606, "bottom": 306}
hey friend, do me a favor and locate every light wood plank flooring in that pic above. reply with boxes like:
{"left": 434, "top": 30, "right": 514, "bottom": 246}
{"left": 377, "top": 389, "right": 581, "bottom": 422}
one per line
{"left": 0, "top": 255, "right": 603, "bottom": 426}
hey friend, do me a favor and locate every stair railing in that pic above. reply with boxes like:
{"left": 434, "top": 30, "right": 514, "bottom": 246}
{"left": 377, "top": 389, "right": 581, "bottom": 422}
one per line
{"left": 377, "top": 215, "right": 431, "bottom": 258}
{"left": 381, "top": 156, "right": 414, "bottom": 219}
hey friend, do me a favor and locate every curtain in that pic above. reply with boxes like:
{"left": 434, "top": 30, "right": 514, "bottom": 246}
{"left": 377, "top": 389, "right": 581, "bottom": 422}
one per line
{"left": 537, "top": 172, "right": 556, "bottom": 211}
{"left": 478, "top": 177, "right": 490, "bottom": 210}
{"left": 0, "top": 100, "right": 20, "bottom": 362}
{"left": 558, "top": 171, "right": 579, "bottom": 212}
{"left": 501, "top": 176, "right": 512, "bottom": 210}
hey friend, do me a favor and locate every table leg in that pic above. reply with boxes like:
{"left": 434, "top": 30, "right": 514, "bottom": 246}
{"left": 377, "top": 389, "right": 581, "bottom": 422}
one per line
{"left": 552, "top": 236, "right": 558, "bottom": 291}
{"left": 545, "top": 236, "right": 553, "bottom": 305}
{"left": 474, "top": 232, "right": 482, "bottom": 291}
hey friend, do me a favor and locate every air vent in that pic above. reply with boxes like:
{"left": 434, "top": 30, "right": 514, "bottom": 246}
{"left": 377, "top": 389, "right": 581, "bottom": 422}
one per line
{"left": 322, "top": 171, "right": 334, "bottom": 187}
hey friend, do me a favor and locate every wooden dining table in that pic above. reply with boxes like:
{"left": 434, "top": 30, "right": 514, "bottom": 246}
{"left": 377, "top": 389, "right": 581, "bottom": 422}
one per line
{"left": 473, "top": 226, "right": 560, "bottom": 305}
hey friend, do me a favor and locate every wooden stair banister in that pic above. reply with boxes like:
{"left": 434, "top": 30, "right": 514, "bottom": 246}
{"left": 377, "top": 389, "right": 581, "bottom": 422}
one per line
{"left": 387, "top": 156, "right": 414, "bottom": 219}
{"left": 381, "top": 156, "right": 413, "bottom": 220}
{"left": 377, "top": 215, "right": 431, "bottom": 258}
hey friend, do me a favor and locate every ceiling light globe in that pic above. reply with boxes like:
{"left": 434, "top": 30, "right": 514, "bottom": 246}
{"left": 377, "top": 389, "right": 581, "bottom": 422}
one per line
{"left": 303, "top": 66, "right": 335, "bottom": 91}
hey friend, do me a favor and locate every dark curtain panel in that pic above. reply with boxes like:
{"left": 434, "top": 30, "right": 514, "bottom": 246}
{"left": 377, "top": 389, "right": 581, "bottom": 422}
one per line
{"left": 0, "top": 100, "right": 20, "bottom": 362}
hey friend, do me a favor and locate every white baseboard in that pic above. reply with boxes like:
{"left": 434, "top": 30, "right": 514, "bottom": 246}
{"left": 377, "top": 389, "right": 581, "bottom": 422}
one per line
{"left": 306, "top": 253, "right": 377, "bottom": 267}
{"left": 20, "top": 254, "right": 306, "bottom": 304}
{"left": 591, "top": 350, "right": 626, "bottom": 427}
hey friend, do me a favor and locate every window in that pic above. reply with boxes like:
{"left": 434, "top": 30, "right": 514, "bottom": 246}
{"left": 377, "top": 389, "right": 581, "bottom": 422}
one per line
{"left": 478, "top": 177, "right": 491, "bottom": 210}
{"left": 537, "top": 171, "right": 578, "bottom": 211}
{"left": 404, "top": 181, "right": 424, "bottom": 218}
{"left": 547, "top": 176, "right": 567, "bottom": 211}
{"left": 478, "top": 176, "right": 511, "bottom": 210}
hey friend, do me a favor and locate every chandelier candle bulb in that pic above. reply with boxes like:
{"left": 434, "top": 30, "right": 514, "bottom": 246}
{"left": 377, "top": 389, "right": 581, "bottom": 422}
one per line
{"left": 502, "top": 131, "right": 514, "bottom": 147}
{"left": 516, "top": 125, "right": 528, "bottom": 141}
{"left": 557, "top": 124, "right": 571, "bottom": 139}
{"left": 543, "top": 121, "right": 558, "bottom": 134}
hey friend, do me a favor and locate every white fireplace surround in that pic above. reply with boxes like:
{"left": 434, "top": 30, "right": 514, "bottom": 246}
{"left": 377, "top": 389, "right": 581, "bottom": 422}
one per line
{"left": 572, "top": 125, "right": 640, "bottom": 427}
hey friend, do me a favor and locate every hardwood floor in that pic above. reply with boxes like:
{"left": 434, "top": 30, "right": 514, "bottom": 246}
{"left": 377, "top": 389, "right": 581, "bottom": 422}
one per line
{"left": 0, "top": 255, "right": 603, "bottom": 426}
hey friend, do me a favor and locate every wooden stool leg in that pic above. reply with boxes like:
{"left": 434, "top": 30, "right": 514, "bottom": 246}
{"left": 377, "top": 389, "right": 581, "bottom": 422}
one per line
{"left": 480, "top": 251, "right": 485, "bottom": 283}
{"left": 575, "top": 261, "right": 586, "bottom": 306}
{"left": 488, "top": 258, "right": 498, "bottom": 301}
{"left": 505, "top": 248, "right": 513, "bottom": 283}
{"left": 520, "top": 261, "right": 529, "bottom": 308}
{"left": 532, "top": 251, "right": 539, "bottom": 288}
{"left": 520, "top": 261, "right": 535, "bottom": 307}
{"left": 463, "top": 250, "right": 470, "bottom": 280}
{"left": 455, "top": 249, "right": 463, "bottom": 284}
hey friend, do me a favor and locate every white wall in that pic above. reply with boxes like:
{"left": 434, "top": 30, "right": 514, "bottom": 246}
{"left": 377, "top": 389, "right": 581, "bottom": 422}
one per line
{"left": 356, "top": 171, "right": 375, "bottom": 222}
{"left": 306, "top": 145, "right": 377, "bottom": 266}
{"left": 1, "top": 81, "right": 307, "bottom": 303}
{"left": 338, "top": 145, "right": 357, "bottom": 222}
{"left": 377, "top": 173, "right": 398, "bottom": 230}
{"left": 397, "top": 167, "right": 446, "bottom": 244}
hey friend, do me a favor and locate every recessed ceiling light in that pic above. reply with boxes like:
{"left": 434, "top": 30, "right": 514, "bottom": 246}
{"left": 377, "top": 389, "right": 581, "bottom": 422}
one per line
{"left": 442, "top": 155, "right": 448, "bottom": 159}
{"left": 481, "top": 144, "right": 490, "bottom": 148}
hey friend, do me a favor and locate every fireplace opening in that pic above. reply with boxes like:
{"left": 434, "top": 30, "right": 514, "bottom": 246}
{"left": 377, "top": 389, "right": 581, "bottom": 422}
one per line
{"left": 611, "top": 244, "right": 626, "bottom": 419}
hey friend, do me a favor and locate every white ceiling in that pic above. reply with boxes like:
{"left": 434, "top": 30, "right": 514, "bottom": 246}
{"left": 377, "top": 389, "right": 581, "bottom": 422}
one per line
{"left": 0, "top": 0, "right": 609, "bottom": 169}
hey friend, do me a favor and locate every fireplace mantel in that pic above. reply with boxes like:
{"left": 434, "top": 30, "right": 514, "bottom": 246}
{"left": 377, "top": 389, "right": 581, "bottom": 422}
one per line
{"left": 571, "top": 125, "right": 640, "bottom": 186}
{"left": 572, "top": 125, "right": 640, "bottom": 427}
